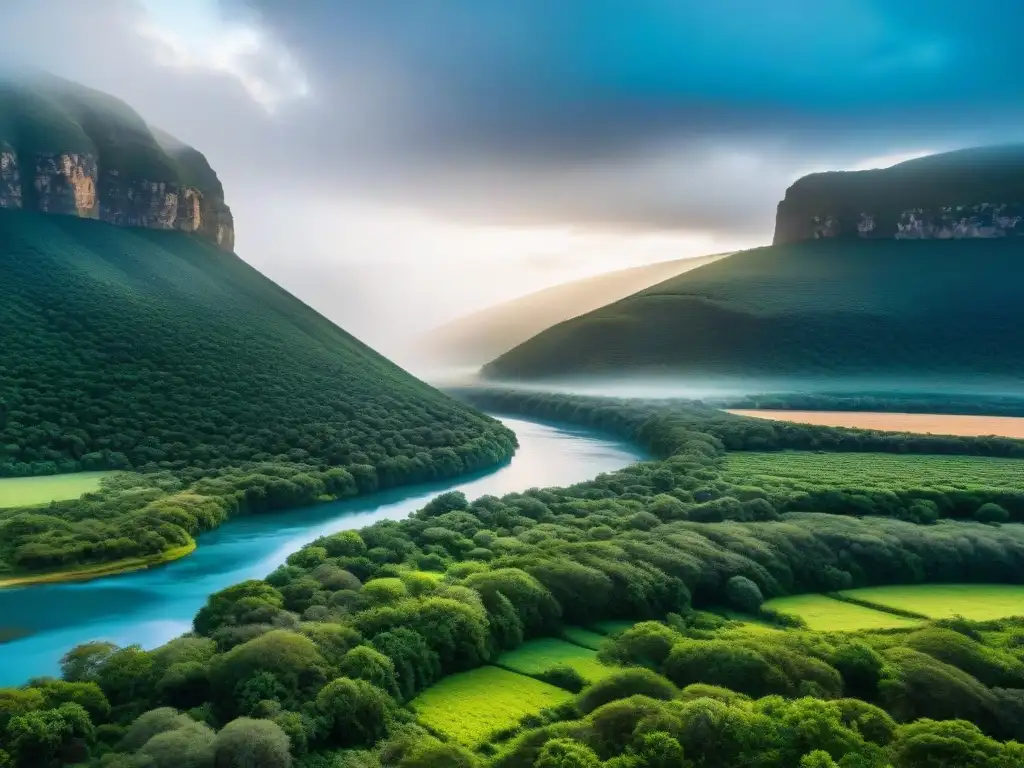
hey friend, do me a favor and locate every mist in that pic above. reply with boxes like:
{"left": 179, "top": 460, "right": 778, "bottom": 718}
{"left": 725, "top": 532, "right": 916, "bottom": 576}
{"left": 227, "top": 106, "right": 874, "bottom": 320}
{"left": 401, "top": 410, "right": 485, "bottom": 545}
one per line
{"left": 3, "top": 0, "right": 1024, "bottom": 363}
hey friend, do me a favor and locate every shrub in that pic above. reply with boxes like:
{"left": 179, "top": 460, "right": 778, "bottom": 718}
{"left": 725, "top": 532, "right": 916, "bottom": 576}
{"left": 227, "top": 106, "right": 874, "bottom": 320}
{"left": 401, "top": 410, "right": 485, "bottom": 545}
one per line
{"left": 576, "top": 669, "right": 678, "bottom": 715}
{"left": 213, "top": 717, "right": 292, "bottom": 768}
{"left": 539, "top": 665, "right": 588, "bottom": 693}
{"left": 724, "top": 576, "right": 764, "bottom": 613}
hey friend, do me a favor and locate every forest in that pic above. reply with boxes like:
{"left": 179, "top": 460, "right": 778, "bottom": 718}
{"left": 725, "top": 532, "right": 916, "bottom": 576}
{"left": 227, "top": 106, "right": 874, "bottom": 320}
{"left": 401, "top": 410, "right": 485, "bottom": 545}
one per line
{"left": 0, "top": 211, "right": 515, "bottom": 575}
{"left": 5, "top": 389, "right": 1024, "bottom": 766}
{"left": 481, "top": 238, "right": 1024, "bottom": 382}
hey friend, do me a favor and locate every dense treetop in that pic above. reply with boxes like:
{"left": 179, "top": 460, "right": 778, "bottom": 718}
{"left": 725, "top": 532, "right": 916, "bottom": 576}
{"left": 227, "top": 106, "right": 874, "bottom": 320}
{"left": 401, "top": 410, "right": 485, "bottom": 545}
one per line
{"left": 0, "top": 211, "right": 514, "bottom": 573}
{"left": 483, "top": 238, "right": 1024, "bottom": 382}
{"left": 5, "top": 390, "right": 1024, "bottom": 767}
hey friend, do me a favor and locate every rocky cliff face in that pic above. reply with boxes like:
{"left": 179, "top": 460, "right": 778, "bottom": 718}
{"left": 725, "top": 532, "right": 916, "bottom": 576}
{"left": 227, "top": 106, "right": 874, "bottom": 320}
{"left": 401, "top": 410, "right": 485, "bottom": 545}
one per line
{"left": 774, "top": 145, "right": 1024, "bottom": 245}
{"left": 0, "top": 146, "right": 234, "bottom": 250}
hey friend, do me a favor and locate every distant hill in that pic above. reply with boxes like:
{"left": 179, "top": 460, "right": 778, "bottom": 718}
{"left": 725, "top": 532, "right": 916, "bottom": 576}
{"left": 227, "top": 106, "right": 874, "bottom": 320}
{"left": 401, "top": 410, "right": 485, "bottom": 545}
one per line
{"left": 775, "top": 144, "right": 1024, "bottom": 244}
{"left": 483, "top": 238, "right": 1024, "bottom": 383}
{"left": 419, "top": 253, "right": 732, "bottom": 367}
{"left": 0, "top": 73, "right": 233, "bottom": 248}
{"left": 0, "top": 209, "right": 514, "bottom": 573}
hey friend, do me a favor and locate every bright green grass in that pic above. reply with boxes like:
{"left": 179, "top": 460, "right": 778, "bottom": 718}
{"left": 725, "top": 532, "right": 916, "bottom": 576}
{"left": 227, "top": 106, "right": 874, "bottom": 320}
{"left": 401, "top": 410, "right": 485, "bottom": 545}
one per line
{"left": 723, "top": 451, "right": 1024, "bottom": 494}
{"left": 497, "top": 638, "right": 617, "bottom": 683}
{"left": 763, "top": 594, "right": 922, "bottom": 631}
{"left": 590, "top": 619, "right": 640, "bottom": 636}
{"left": 410, "top": 667, "right": 571, "bottom": 746}
{"left": 0, "top": 471, "right": 117, "bottom": 509}
{"left": 561, "top": 627, "right": 608, "bottom": 651}
{"left": 840, "top": 584, "right": 1024, "bottom": 621}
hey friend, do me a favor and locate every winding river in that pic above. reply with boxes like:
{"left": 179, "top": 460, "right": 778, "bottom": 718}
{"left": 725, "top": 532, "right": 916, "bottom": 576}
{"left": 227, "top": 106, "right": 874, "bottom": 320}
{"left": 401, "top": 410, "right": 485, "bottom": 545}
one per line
{"left": 0, "top": 416, "right": 645, "bottom": 686}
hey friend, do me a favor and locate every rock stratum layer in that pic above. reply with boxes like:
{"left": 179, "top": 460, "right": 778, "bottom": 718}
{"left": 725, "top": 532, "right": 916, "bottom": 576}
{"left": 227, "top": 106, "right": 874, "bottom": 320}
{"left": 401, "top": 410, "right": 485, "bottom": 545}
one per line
{"left": 774, "top": 145, "right": 1024, "bottom": 245}
{"left": 0, "top": 75, "right": 233, "bottom": 250}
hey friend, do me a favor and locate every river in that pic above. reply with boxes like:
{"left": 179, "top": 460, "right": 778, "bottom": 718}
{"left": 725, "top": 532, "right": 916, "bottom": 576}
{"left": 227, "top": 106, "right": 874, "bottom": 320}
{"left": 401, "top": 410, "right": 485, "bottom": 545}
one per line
{"left": 0, "top": 416, "right": 645, "bottom": 686}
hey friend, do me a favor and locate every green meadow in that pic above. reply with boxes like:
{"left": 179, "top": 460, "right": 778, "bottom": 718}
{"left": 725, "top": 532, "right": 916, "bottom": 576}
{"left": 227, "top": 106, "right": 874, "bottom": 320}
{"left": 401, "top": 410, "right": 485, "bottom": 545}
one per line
{"left": 0, "top": 471, "right": 118, "bottom": 509}
{"left": 841, "top": 584, "right": 1024, "bottom": 621}
{"left": 410, "top": 666, "right": 571, "bottom": 746}
{"left": 497, "top": 638, "right": 617, "bottom": 683}
{"left": 763, "top": 594, "right": 922, "bottom": 631}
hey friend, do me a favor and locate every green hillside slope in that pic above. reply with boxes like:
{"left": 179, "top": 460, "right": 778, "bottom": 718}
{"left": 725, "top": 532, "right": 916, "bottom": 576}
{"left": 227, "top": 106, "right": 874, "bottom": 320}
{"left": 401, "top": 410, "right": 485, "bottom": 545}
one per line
{"left": 483, "top": 239, "right": 1024, "bottom": 382}
{"left": 419, "top": 252, "right": 731, "bottom": 368}
{"left": 0, "top": 209, "right": 514, "bottom": 575}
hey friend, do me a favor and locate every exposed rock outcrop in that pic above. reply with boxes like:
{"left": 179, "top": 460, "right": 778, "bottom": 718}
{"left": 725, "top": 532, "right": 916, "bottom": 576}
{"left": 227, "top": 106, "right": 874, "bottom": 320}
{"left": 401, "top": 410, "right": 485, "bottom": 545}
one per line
{"left": 0, "top": 76, "right": 234, "bottom": 250}
{"left": 774, "top": 145, "right": 1024, "bottom": 245}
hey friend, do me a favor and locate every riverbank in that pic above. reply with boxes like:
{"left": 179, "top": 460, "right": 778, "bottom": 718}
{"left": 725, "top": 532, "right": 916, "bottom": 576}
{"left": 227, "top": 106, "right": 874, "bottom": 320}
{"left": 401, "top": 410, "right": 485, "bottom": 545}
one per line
{"left": 0, "top": 540, "right": 197, "bottom": 590}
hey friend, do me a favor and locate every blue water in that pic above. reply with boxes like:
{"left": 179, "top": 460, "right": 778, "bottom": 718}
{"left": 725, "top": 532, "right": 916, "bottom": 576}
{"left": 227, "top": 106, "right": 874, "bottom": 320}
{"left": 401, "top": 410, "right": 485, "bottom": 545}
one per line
{"left": 0, "top": 417, "right": 645, "bottom": 685}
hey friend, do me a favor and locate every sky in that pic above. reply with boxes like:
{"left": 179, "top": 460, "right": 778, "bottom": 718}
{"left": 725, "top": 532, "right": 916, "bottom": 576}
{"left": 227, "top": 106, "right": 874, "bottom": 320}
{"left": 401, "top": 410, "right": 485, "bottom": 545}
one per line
{"left": 2, "top": 0, "right": 1023, "bottom": 359}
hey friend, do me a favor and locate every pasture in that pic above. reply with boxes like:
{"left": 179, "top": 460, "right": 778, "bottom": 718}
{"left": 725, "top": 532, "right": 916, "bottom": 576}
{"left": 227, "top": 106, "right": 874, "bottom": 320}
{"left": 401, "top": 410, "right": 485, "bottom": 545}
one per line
{"left": 840, "top": 584, "right": 1024, "bottom": 621}
{"left": 497, "top": 638, "right": 616, "bottom": 682}
{"left": 723, "top": 451, "right": 1024, "bottom": 493}
{"left": 728, "top": 410, "right": 1024, "bottom": 439}
{"left": 410, "top": 666, "right": 571, "bottom": 746}
{"left": 763, "top": 594, "right": 922, "bottom": 631}
{"left": 0, "top": 471, "right": 117, "bottom": 509}
{"left": 561, "top": 627, "right": 608, "bottom": 650}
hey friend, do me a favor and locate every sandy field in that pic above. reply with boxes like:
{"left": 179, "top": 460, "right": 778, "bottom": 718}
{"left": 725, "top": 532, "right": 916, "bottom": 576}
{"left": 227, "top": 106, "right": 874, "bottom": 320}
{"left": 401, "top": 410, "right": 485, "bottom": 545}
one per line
{"left": 727, "top": 410, "right": 1024, "bottom": 439}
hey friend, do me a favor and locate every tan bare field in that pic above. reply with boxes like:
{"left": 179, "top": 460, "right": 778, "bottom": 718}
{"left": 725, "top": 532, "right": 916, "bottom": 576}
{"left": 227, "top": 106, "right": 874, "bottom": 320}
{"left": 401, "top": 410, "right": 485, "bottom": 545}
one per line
{"left": 727, "top": 410, "right": 1024, "bottom": 439}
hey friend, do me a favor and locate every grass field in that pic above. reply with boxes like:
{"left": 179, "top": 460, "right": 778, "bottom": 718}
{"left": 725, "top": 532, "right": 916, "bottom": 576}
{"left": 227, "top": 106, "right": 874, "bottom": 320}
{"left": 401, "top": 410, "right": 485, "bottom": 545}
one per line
{"left": 561, "top": 627, "right": 609, "bottom": 650}
{"left": 723, "top": 451, "right": 1024, "bottom": 493}
{"left": 0, "top": 471, "right": 118, "bottom": 509}
{"left": 410, "top": 666, "right": 571, "bottom": 746}
{"left": 496, "top": 638, "right": 617, "bottom": 683}
{"left": 839, "top": 584, "right": 1024, "bottom": 621}
{"left": 728, "top": 410, "right": 1024, "bottom": 439}
{"left": 763, "top": 594, "right": 922, "bottom": 631}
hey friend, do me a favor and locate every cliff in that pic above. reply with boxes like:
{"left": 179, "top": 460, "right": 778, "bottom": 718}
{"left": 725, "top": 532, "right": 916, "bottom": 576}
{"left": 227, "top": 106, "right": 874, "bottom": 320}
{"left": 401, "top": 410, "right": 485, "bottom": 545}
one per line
{"left": 0, "top": 75, "right": 233, "bottom": 250}
{"left": 774, "top": 145, "right": 1024, "bottom": 245}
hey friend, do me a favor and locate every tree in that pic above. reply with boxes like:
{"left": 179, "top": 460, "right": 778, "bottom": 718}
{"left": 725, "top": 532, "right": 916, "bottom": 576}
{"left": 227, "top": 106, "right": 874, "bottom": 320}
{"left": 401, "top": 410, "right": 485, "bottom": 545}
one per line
{"left": 535, "top": 738, "right": 601, "bottom": 768}
{"left": 975, "top": 503, "right": 1010, "bottom": 525}
{"left": 60, "top": 642, "right": 118, "bottom": 682}
{"left": 338, "top": 646, "right": 401, "bottom": 699}
{"left": 138, "top": 719, "right": 216, "bottom": 768}
{"left": 725, "top": 575, "right": 764, "bottom": 613}
{"left": 577, "top": 670, "right": 678, "bottom": 715}
{"left": 316, "top": 677, "right": 396, "bottom": 748}
{"left": 800, "top": 751, "right": 839, "bottom": 768}
{"left": 6, "top": 703, "right": 93, "bottom": 768}
{"left": 213, "top": 717, "right": 292, "bottom": 768}
{"left": 539, "top": 665, "right": 587, "bottom": 693}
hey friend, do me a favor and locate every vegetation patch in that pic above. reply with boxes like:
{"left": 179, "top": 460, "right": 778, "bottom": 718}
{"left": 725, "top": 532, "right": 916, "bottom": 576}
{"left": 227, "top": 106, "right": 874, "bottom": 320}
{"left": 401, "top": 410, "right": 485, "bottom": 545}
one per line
{"left": 560, "top": 627, "right": 608, "bottom": 650}
{"left": 0, "top": 471, "right": 119, "bottom": 509}
{"left": 840, "top": 584, "right": 1024, "bottom": 621}
{"left": 483, "top": 238, "right": 1024, "bottom": 381}
{"left": 762, "top": 594, "right": 922, "bottom": 631}
{"left": 409, "top": 666, "right": 571, "bottom": 746}
{"left": 589, "top": 619, "right": 640, "bottom": 636}
{"left": 496, "top": 638, "right": 617, "bottom": 683}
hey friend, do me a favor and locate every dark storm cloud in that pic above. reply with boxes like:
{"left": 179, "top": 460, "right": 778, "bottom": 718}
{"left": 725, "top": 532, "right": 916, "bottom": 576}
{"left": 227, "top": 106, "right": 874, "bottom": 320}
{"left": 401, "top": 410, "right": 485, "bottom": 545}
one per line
{"left": 218, "top": 0, "right": 1024, "bottom": 230}
{"left": 4, "top": 0, "right": 1024, "bottom": 233}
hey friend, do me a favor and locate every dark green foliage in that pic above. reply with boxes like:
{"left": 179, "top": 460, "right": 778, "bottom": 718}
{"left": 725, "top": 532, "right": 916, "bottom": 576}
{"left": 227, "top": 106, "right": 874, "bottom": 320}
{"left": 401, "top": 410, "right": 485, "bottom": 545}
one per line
{"left": 537, "top": 666, "right": 587, "bottom": 693}
{"left": 315, "top": 678, "right": 397, "bottom": 748}
{"left": 483, "top": 238, "right": 1024, "bottom": 381}
{"left": 213, "top": 717, "right": 292, "bottom": 768}
{"left": 724, "top": 576, "right": 763, "bottom": 613}
{"left": 8, "top": 391, "right": 1024, "bottom": 766}
{"left": 974, "top": 503, "right": 1010, "bottom": 525}
{"left": 576, "top": 670, "right": 678, "bottom": 715}
{"left": 0, "top": 209, "right": 514, "bottom": 575}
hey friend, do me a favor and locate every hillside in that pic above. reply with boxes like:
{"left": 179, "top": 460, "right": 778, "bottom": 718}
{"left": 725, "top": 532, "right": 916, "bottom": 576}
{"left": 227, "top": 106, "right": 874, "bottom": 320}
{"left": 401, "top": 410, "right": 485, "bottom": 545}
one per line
{"left": 0, "top": 209, "right": 514, "bottom": 574}
{"left": 775, "top": 144, "right": 1024, "bottom": 243}
{"left": 0, "top": 74, "right": 233, "bottom": 249}
{"left": 419, "top": 252, "right": 732, "bottom": 367}
{"left": 483, "top": 238, "right": 1024, "bottom": 382}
